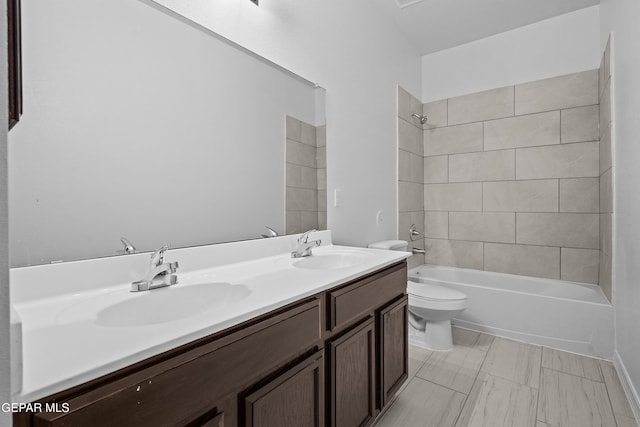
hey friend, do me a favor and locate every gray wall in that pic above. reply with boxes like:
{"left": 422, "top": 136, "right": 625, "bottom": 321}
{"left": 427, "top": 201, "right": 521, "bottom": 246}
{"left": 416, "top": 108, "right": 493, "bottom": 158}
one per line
{"left": 1, "top": 0, "right": 10, "bottom": 422}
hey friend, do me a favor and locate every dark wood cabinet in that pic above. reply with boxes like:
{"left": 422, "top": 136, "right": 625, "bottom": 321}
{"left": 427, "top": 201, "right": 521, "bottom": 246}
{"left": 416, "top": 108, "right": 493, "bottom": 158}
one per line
{"left": 329, "top": 319, "right": 376, "bottom": 427}
{"left": 243, "top": 350, "right": 324, "bottom": 427}
{"left": 15, "top": 261, "right": 408, "bottom": 427}
{"left": 378, "top": 295, "right": 408, "bottom": 407}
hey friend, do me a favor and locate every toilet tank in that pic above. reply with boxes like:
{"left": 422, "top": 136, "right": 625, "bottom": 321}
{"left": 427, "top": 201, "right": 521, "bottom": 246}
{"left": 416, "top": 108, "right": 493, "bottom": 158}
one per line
{"left": 368, "top": 240, "right": 408, "bottom": 252}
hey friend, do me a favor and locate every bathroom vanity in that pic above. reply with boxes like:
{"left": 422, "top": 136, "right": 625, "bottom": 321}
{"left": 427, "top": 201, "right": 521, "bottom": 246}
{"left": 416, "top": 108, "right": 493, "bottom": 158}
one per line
{"left": 11, "top": 232, "right": 409, "bottom": 426}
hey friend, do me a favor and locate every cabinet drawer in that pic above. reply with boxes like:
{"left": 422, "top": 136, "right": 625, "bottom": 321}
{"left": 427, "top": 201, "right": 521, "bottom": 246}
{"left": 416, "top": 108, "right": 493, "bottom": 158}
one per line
{"left": 33, "top": 299, "right": 321, "bottom": 427}
{"left": 328, "top": 263, "right": 406, "bottom": 331}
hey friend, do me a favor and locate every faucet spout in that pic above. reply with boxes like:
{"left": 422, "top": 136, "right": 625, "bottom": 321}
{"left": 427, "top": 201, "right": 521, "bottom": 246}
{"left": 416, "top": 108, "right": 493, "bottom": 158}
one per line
{"left": 291, "top": 229, "right": 322, "bottom": 258}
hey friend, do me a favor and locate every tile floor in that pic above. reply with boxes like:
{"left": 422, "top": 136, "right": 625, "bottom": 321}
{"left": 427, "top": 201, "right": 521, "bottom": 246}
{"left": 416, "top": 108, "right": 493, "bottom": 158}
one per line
{"left": 374, "top": 327, "right": 639, "bottom": 427}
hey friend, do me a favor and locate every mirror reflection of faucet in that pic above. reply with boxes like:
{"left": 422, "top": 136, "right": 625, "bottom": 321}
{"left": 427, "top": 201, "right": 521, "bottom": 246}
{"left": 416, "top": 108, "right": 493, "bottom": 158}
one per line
{"left": 130, "top": 245, "right": 179, "bottom": 292}
{"left": 261, "top": 226, "right": 279, "bottom": 238}
{"left": 119, "top": 237, "right": 137, "bottom": 255}
{"left": 291, "top": 229, "right": 322, "bottom": 258}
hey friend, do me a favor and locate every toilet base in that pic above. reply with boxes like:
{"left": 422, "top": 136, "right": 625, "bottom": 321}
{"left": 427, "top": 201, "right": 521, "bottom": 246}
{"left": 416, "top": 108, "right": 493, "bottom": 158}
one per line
{"left": 409, "top": 319, "right": 454, "bottom": 351}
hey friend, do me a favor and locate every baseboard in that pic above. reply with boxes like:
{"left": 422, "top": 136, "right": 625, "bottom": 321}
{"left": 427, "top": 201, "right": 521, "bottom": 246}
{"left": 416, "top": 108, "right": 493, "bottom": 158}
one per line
{"left": 614, "top": 350, "right": 640, "bottom": 422}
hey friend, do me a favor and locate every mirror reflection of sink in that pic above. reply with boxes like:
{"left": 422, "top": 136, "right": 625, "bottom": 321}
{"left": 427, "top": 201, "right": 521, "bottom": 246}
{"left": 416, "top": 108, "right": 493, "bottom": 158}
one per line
{"left": 293, "top": 252, "right": 371, "bottom": 270}
{"left": 96, "top": 283, "right": 251, "bottom": 328}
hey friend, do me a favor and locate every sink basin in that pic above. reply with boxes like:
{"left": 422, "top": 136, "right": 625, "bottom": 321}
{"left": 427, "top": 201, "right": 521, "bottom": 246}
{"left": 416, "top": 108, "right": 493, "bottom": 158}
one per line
{"left": 96, "top": 283, "right": 251, "bottom": 327}
{"left": 293, "top": 251, "right": 371, "bottom": 270}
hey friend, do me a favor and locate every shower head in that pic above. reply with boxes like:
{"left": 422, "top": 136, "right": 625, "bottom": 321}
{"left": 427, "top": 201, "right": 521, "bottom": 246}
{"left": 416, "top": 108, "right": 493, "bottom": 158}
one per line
{"left": 411, "top": 113, "right": 428, "bottom": 124}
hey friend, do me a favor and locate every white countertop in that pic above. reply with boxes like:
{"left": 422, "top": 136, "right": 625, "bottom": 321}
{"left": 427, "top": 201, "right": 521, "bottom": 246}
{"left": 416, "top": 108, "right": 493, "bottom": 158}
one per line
{"left": 11, "top": 232, "right": 409, "bottom": 402}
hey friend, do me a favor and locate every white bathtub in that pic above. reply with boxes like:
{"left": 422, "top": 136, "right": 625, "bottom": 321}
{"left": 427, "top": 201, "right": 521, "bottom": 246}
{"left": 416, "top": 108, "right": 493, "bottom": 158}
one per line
{"left": 409, "top": 264, "right": 614, "bottom": 359}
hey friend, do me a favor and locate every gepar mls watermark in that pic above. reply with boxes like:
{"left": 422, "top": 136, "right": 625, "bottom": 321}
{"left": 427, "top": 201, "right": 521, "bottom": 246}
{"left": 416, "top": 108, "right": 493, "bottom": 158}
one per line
{"left": 1, "top": 402, "right": 70, "bottom": 413}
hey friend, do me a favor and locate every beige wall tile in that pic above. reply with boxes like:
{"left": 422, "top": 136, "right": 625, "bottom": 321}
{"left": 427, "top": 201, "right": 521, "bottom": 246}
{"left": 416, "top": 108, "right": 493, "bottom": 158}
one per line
{"left": 300, "top": 211, "right": 319, "bottom": 231}
{"left": 300, "top": 121, "right": 317, "bottom": 146}
{"left": 301, "top": 165, "right": 318, "bottom": 190}
{"left": 317, "top": 190, "right": 327, "bottom": 212}
{"left": 600, "top": 82, "right": 612, "bottom": 174}
{"left": 599, "top": 37, "right": 612, "bottom": 99}
{"left": 316, "top": 146, "right": 326, "bottom": 168}
{"left": 424, "top": 122, "right": 483, "bottom": 156}
{"left": 286, "top": 187, "right": 316, "bottom": 212}
{"left": 483, "top": 180, "right": 558, "bottom": 212}
{"left": 316, "top": 168, "right": 326, "bottom": 191}
{"left": 560, "top": 178, "right": 599, "bottom": 213}
{"left": 398, "top": 86, "right": 424, "bottom": 127}
{"left": 561, "top": 248, "right": 599, "bottom": 284}
{"left": 399, "top": 181, "right": 424, "bottom": 212}
{"left": 425, "top": 238, "right": 484, "bottom": 270}
{"left": 286, "top": 139, "right": 316, "bottom": 168}
{"left": 286, "top": 163, "right": 302, "bottom": 188}
{"left": 317, "top": 211, "right": 327, "bottom": 230}
{"left": 449, "top": 150, "right": 515, "bottom": 182}
{"left": 424, "top": 155, "right": 448, "bottom": 184}
{"left": 425, "top": 183, "right": 482, "bottom": 211}
{"left": 399, "top": 118, "right": 423, "bottom": 156}
{"left": 561, "top": 105, "right": 599, "bottom": 144}
{"left": 425, "top": 212, "right": 449, "bottom": 239}
{"left": 286, "top": 115, "right": 302, "bottom": 141}
{"left": 537, "top": 368, "right": 616, "bottom": 427}
{"left": 484, "top": 111, "right": 560, "bottom": 151}
{"left": 515, "top": 70, "right": 599, "bottom": 115}
{"left": 316, "top": 124, "right": 326, "bottom": 147}
{"left": 448, "top": 86, "right": 514, "bottom": 125}
{"left": 286, "top": 210, "right": 301, "bottom": 235}
{"left": 516, "top": 141, "right": 599, "bottom": 180}
{"left": 449, "top": 212, "right": 515, "bottom": 243}
{"left": 516, "top": 213, "right": 599, "bottom": 249}
{"left": 484, "top": 243, "right": 560, "bottom": 279}
{"left": 600, "top": 169, "right": 613, "bottom": 213}
{"left": 399, "top": 150, "right": 424, "bottom": 183}
{"left": 600, "top": 128, "right": 612, "bottom": 176}
{"left": 423, "top": 99, "right": 447, "bottom": 128}
{"left": 599, "top": 213, "right": 612, "bottom": 300}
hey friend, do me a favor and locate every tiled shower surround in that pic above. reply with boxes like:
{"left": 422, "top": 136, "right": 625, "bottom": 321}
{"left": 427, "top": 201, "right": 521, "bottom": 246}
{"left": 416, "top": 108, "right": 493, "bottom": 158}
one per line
{"left": 399, "top": 64, "right": 613, "bottom": 292}
{"left": 286, "top": 116, "right": 327, "bottom": 234}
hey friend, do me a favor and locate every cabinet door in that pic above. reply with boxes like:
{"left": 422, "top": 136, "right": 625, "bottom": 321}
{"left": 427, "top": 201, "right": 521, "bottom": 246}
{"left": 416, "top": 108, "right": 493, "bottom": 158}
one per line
{"left": 329, "top": 318, "right": 376, "bottom": 427}
{"left": 243, "top": 350, "right": 324, "bottom": 427}
{"left": 378, "top": 295, "right": 408, "bottom": 408}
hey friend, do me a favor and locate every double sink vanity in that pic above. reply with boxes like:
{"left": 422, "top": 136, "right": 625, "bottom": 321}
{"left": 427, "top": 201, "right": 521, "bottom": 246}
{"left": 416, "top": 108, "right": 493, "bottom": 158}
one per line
{"left": 10, "top": 231, "right": 410, "bottom": 426}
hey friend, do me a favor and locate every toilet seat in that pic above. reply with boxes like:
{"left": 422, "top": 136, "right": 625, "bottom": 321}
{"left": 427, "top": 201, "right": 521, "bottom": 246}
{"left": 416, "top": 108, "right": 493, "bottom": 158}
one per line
{"left": 407, "top": 281, "right": 467, "bottom": 302}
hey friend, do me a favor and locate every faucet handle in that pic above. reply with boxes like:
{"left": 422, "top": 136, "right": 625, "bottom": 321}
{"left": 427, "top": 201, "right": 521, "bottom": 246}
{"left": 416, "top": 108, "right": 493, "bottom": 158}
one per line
{"left": 299, "top": 229, "right": 317, "bottom": 243}
{"left": 150, "top": 245, "right": 170, "bottom": 266}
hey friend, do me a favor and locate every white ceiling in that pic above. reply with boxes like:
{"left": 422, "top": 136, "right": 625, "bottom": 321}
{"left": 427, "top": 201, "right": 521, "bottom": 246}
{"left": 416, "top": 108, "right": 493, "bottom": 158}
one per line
{"left": 370, "top": 0, "right": 599, "bottom": 55}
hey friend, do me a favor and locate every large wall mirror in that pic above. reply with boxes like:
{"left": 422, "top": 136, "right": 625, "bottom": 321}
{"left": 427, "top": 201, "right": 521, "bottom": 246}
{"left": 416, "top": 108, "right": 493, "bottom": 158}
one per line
{"left": 8, "top": 0, "right": 326, "bottom": 267}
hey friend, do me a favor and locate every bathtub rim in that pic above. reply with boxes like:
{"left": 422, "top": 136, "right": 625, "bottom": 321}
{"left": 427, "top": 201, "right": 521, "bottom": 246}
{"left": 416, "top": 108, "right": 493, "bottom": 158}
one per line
{"left": 408, "top": 264, "right": 611, "bottom": 307}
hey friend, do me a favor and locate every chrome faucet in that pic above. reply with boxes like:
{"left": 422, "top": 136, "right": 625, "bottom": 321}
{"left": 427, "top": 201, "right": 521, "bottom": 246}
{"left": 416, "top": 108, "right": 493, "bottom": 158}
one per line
{"left": 120, "top": 237, "right": 137, "bottom": 254}
{"left": 130, "top": 245, "right": 179, "bottom": 292}
{"left": 291, "top": 229, "right": 322, "bottom": 258}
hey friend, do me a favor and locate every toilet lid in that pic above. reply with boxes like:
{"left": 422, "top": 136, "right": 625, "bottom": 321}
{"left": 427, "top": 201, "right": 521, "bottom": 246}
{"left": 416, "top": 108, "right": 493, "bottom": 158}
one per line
{"left": 407, "top": 281, "right": 467, "bottom": 301}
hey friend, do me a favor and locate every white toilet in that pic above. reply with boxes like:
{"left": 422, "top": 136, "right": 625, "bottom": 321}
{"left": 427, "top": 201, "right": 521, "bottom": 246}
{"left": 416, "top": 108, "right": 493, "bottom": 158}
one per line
{"left": 368, "top": 240, "right": 468, "bottom": 351}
